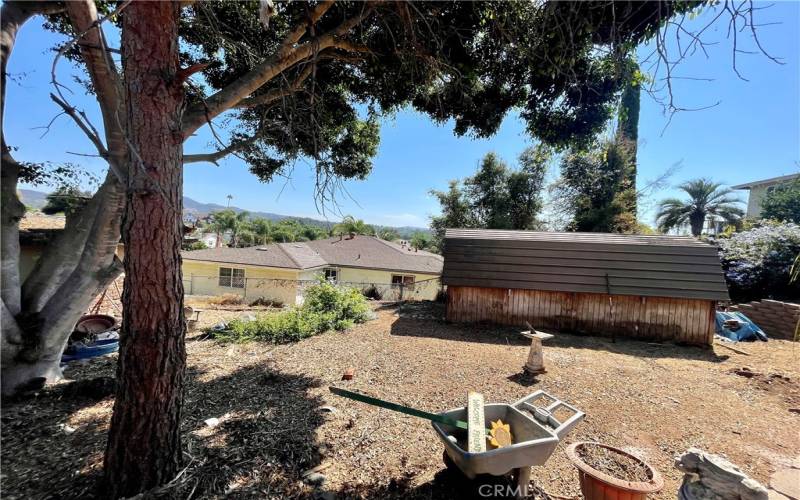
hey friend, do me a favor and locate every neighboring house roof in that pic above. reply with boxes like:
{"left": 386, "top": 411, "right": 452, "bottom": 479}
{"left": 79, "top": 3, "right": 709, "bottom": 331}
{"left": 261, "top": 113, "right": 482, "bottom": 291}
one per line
{"left": 182, "top": 235, "right": 443, "bottom": 275}
{"left": 732, "top": 173, "right": 799, "bottom": 190}
{"left": 304, "top": 235, "right": 443, "bottom": 274}
{"left": 181, "top": 245, "right": 314, "bottom": 270}
{"left": 441, "top": 228, "right": 729, "bottom": 301}
{"left": 18, "top": 213, "right": 66, "bottom": 246}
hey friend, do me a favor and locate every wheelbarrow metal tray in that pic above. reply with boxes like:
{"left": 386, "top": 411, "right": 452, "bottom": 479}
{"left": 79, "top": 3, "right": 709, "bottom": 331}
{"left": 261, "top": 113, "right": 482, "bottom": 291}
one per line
{"left": 432, "top": 403, "right": 559, "bottom": 478}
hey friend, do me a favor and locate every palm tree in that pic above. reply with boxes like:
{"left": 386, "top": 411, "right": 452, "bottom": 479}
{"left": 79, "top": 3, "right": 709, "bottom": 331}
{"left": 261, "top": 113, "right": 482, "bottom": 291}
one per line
{"left": 656, "top": 179, "right": 743, "bottom": 236}
{"left": 333, "top": 215, "right": 374, "bottom": 237}
{"left": 249, "top": 217, "right": 273, "bottom": 245}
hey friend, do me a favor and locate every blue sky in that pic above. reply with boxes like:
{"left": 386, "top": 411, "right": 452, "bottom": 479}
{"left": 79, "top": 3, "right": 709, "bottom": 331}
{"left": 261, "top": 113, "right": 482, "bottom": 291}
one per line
{"left": 7, "top": 2, "right": 799, "bottom": 229}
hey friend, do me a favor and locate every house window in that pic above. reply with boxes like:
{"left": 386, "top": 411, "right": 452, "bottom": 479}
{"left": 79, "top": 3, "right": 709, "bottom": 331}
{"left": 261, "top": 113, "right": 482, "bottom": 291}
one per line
{"left": 219, "top": 267, "right": 245, "bottom": 288}
{"left": 391, "top": 274, "right": 415, "bottom": 289}
{"left": 324, "top": 268, "right": 339, "bottom": 282}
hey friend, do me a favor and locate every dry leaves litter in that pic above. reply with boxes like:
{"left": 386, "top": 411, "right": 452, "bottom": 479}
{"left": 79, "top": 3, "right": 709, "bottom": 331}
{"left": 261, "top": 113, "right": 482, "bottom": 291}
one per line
{"left": 2, "top": 302, "right": 798, "bottom": 499}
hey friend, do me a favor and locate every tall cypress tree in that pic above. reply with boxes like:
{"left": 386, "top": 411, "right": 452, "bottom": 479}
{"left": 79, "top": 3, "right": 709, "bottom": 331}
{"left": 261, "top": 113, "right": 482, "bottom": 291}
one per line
{"left": 616, "top": 61, "right": 641, "bottom": 216}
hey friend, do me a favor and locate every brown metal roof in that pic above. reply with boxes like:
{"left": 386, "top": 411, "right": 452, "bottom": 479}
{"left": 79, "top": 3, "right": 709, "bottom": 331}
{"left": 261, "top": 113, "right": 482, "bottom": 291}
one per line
{"left": 442, "top": 229, "right": 729, "bottom": 301}
{"left": 182, "top": 235, "right": 443, "bottom": 275}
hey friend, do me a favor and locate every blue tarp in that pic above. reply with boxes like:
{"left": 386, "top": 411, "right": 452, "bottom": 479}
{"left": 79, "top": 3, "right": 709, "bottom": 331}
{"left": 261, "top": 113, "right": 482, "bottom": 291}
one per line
{"left": 715, "top": 311, "right": 768, "bottom": 342}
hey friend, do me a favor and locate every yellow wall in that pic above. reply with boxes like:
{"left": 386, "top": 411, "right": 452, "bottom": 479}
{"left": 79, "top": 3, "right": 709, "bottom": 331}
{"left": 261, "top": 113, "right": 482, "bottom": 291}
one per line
{"left": 308, "top": 266, "right": 441, "bottom": 301}
{"left": 182, "top": 260, "right": 442, "bottom": 303}
{"left": 182, "top": 259, "right": 303, "bottom": 305}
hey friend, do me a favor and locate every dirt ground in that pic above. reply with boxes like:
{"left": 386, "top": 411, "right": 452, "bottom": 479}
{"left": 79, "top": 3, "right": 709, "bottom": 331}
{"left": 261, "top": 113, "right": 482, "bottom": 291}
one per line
{"left": 2, "top": 301, "right": 799, "bottom": 499}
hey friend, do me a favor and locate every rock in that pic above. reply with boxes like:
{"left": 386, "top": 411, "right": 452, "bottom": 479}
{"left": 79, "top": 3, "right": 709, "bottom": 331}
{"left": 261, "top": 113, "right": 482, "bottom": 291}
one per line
{"left": 320, "top": 406, "right": 337, "bottom": 413}
{"left": 204, "top": 417, "right": 220, "bottom": 428}
{"left": 239, "top": 313, "right": 256, "bottom": 323}
{"left": 58, "top": 423, "right": 76, "bottom": 434}
{"left": 676, "top": 448, "right": 769, "bottom": 500}
{"left": 770, "top": 468, "right": 800, "bottom": 500}
{"left": 211, "top": 321, "right": 228, "bottom": 331}
{"left": 304, "top": 472, "right": 326, "bottom": 486}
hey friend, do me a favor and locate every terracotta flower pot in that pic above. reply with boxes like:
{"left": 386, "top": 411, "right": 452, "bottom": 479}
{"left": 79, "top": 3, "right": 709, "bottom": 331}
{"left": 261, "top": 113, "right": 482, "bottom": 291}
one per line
{"left": 566, "top": 442, "right": 663, "bottom": 500}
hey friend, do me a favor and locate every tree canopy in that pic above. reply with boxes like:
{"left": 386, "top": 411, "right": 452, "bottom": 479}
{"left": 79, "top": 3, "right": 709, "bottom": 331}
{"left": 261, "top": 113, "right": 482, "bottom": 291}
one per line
{"left": 761, "top": 177, "right": 800, "bottom": 223}
{"left": 430, "top": 147, "right": 549, "bottom": 249}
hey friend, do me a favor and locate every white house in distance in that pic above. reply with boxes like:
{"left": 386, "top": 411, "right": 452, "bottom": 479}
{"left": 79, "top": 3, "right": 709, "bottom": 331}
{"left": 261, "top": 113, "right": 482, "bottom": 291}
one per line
{"left": 732, "top": 173, "right": 799, "bottom": 218}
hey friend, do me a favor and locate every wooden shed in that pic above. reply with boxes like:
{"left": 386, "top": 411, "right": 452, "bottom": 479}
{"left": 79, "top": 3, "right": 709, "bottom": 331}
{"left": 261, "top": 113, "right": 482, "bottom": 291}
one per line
{"left": 442, "top": 229, "right": 729, "bottom": 346}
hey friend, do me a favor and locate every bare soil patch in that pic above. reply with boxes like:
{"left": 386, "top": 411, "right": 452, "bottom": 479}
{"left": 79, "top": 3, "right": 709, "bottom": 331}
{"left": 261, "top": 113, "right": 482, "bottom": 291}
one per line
{"left": 576, "top": 444, "right": 651, "bottom": 483}
{"left": 2, "top": 302, "right": 798, "bottom": 499}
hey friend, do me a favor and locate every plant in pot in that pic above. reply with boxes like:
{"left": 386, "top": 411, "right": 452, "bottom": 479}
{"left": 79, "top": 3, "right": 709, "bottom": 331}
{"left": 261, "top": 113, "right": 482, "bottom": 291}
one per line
{"left": 566, "top": 442, "right": 663, "bottom": 500}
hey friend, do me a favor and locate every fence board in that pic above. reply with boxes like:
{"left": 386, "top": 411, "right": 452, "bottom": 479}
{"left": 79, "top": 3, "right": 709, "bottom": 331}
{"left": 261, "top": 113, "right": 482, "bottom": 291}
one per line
{"left": 447, "top": 286, "right": 714, "bottom": 346}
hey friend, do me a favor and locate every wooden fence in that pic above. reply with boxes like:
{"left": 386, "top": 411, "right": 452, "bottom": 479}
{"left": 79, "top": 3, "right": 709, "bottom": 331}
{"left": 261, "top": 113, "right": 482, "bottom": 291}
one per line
{"left": 446, "top": 286, "right": 716, "bottom": 346}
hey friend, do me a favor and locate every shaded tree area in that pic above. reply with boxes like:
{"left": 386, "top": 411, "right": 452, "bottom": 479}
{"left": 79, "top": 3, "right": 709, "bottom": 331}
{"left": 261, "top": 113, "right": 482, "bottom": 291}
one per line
{"left": 430, "top": 147, "right": 549, "bottom": 249}
{"left": 551, "top": 138, "right": 638, "bottom": 233}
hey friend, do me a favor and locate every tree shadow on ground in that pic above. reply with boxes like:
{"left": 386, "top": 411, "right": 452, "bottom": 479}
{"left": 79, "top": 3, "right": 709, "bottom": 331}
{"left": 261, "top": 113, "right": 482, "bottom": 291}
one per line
{"left": 1, "top": 360, "right": 328, "bottom": 499}
{"left": 390, "top": 313, "right": 729, "bottom": 362}
{"left": 334, "top": 467, "right": 541, "bottom": 500}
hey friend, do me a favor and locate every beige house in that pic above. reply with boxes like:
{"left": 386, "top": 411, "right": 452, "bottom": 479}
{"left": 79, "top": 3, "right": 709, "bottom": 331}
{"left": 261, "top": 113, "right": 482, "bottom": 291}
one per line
{"left": 732, "top": 173, "right": 799, "bottom": 218}
{"left": 182, "top": 235, "right": 443, "bottom": 304}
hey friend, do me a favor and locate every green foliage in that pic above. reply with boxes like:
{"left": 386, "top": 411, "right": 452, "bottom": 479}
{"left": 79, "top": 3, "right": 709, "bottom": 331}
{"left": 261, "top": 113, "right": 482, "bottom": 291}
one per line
{"left": 718, "top": 221, "right": 800, "bottom": 301}
{"left": 410, "top": 232, "right": 433, "bottom": 251}
{"left": 656, "top": 178, "right": 744, "bottom": 236}
{"left": 430, "top": 146, "right": 549, "bottom": 249}
{"left": 206, "top": 210, "right": 333, "bottom": 247}
{"left": 183, "top": 240, "right": 208, "bottom": 251}
{"left": 213, "top": 280, "right": 371, "bottom": 343}
{"left": 552, "top": 138, "right": 637, "bottom": 233}
{"left": 761, "top": 177, "right": 800, "bottom": 223}
{"left": 41, "top": 186, "right": 91, "bottom": 216}
{"left": 377, "top": 228, "right": 400, "bottom": 241}
{"left": 332, "top": 216, "right": 374, "bottom": 237}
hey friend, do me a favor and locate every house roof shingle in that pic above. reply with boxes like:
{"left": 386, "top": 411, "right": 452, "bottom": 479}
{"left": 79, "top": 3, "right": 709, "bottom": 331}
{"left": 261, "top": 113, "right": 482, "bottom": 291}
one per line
{"left": 181, "top": 235, "right": 443, "bottom": 275}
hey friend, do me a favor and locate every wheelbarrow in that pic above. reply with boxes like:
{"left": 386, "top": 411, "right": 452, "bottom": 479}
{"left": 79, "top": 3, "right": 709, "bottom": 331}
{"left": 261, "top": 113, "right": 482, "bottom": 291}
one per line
{"left": 329, "top": 387, "right": 584, "bottom": 498}
{"left": 431, "top": 390, "right": 585, "bottom": 497}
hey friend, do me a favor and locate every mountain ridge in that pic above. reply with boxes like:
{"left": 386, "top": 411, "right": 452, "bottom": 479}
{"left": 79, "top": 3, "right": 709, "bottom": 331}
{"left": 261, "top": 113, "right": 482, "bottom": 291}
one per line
{"left": 18, "top": 189, "right": 430, "bottom": 235}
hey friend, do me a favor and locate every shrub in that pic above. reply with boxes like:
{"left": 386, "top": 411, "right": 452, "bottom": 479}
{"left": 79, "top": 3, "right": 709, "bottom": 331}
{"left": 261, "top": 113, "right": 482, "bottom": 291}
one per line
{"left": 361, "top": 284, "right": 383, "bottom": 300}
{"left": 718, "top": 221, "right": 800, "bottom": 301}
{"left": 761, "top": 177, "right": 800, "bottom": 223}
{"left": 208, "top": 293, "right": 244, "bottom": 306}
{"left": 249, "top": 297, "right": 284, "bottom": 308}
{"left": 212, "top": 280, "right": 371, "bottom": 343}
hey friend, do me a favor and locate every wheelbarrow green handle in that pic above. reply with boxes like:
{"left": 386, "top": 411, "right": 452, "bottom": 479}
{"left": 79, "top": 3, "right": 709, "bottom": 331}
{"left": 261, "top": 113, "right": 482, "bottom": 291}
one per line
{"left": 329, "top": 386, "right": 490, "bottom": 435}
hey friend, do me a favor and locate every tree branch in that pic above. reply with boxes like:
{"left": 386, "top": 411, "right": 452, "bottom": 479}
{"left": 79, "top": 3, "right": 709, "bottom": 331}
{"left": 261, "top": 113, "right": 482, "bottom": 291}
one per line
{"left": 181, "top": 3, "right": 375, "bottom": 138}
{"left": 277, "top": 0, "right": 336, "bottom": 57}
{"left": 184, "top": 135, "right": 261, "bottom": 165}
{"left": 234, "top": 63, "right": 314, "bottom": 109}
{"left": 50, "top": 93, "right": 109, "bottom": 159}
{"left": 63, "top": 0, "right": 128, "bottom": 171}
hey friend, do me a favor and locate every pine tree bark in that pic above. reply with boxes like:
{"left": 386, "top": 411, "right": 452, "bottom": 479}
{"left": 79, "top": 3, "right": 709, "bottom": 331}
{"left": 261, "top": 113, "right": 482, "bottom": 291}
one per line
{"left": 103, "top": 2, "right": 186, "bottom": 497}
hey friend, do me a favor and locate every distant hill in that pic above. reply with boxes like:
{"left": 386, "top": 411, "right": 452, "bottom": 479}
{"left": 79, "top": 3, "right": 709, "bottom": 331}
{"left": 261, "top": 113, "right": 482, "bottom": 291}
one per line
{"left": 18, "top": 189, "right": 430, "bottom": 237}
{"left": 18, "top": 189, "right": 48, "bottom": 209}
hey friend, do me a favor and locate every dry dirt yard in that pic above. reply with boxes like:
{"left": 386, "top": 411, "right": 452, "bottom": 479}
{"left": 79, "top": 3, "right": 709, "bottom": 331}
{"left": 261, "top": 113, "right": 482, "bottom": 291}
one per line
{"left": 2, "top": 301, "right": 799, "bottom": 499}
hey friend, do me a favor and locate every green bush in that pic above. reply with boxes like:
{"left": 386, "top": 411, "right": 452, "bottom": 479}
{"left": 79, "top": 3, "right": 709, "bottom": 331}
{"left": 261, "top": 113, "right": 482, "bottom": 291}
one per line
{"left": 212, "top": 280, "right": 371, "bottom": 343}
{"left": 718, "top": 221, "right": 800, "bottom": 301}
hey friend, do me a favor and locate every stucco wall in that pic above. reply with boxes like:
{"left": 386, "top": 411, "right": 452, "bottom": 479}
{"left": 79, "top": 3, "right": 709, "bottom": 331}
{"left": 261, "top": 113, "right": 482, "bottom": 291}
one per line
{"left": 182, "top": 260, "right": 442, "bottom": 304}
{"left": 182, "top": 260, "right": 302, "bottom": 306}
{"left": 308, "top": 266, "right": 441, "bottom": 300}
{"left": 745, "top": 185, "right": 768, "bottom": 218}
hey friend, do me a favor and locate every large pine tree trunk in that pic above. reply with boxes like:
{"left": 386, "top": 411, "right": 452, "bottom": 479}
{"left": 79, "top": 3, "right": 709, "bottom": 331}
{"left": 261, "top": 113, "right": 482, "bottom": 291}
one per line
{"left": 103, "top": 2, "right": 186, "bottom": 496}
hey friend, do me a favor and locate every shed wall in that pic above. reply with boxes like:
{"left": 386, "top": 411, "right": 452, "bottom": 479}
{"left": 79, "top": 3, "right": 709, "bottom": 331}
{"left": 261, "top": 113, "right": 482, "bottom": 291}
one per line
{"left": 446, "top": 286, "right": 715, "bottom": 346}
